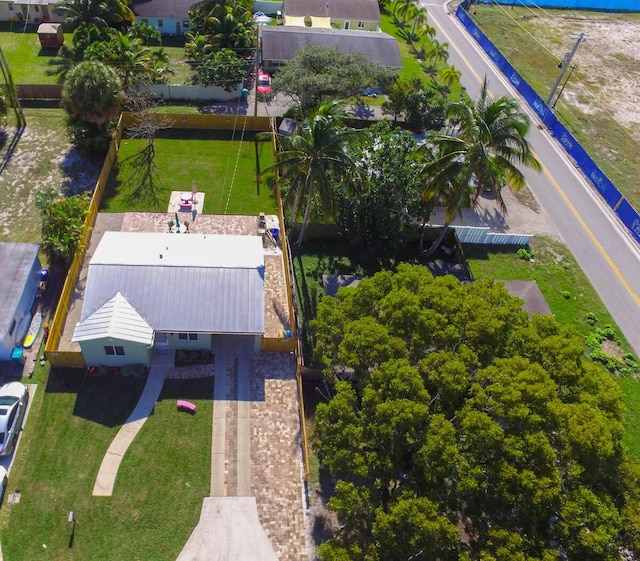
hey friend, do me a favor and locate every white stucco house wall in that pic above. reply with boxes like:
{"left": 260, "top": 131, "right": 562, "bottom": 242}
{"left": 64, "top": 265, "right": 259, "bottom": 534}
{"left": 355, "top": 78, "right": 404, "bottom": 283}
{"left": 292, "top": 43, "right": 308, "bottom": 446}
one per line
{"left": 0, "top": 0, "right": 64, "bottom": 24}
{"left": 72, "top": 232, "right": 265, "bottom": 367}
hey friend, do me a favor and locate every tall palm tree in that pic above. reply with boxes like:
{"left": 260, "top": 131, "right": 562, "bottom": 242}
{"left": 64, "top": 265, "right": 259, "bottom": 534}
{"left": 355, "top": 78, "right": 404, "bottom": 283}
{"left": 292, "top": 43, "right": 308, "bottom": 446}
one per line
{"left": 264, "top": 101, "right": 363, "bottom": 251}
{"left": 440, "top": 65, "right": 461, "bottom": 89}
{"left": 428, "top": 40, "right": 449, "bottom": 66}
{"left": 420, "top": 77, "right": 540, "bottom": 255}
{"left": 409, "top": 6, "right": 428, "bottom": 44}
{"left": 54, "top": 0, "right": 133, "bottom": 31}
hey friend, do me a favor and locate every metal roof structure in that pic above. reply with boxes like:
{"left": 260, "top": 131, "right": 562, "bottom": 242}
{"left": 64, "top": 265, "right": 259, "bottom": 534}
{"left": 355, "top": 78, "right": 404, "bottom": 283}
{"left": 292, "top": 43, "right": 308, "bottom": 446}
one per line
{"left": 261, "top": 27, "right": 403, "bottom": 68}
{"left": 284, "top": 0, "right": 381, "bottom": 21}
{"left": 0, "top": 243, "right": 40, "bottom": 339}
{"left": 79, "top": 233, "right": 265, "bottom": 336}
{"left": 132, "top": 0, "right": 195, "bottom": 19}
{"left": 72, "top": 292, "right": 154, "bottom": 345}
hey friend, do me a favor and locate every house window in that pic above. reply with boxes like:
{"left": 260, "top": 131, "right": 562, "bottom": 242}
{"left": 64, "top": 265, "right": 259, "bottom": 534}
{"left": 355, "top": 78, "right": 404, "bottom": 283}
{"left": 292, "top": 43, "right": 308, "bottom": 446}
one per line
{"left": 183, "top": 21, "right": 190, "bottom": 27}
{"left": 8, "top": 4, "right": 14, "bottom": 11}
{"left": 34, "top": 5, "right": 39, "bottom": 11}
{"left": 357, "top": 21, "right": 365, "bottom": 28}
{"left": 141, "top": 18, "right": 148, "bottom": 24}
{"left": 178, "top": 333, "right": 198, "bottom": 341}
{"left": 104, "top": 345, "right": 126, "bottom": 356}
{"left": 8, "top": 319, "right": 16, "bottom": 336}
{"left": 158, "top": 19, "right": 163, "bottom": 27}
{"left": 344, "top": 21, "right": 350, "bottom": 29}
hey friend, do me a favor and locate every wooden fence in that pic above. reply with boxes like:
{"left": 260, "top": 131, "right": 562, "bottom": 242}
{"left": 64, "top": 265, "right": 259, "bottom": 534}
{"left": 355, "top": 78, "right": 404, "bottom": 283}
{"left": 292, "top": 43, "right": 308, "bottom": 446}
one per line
{"left": 119, "top": 112, "right": 271, "bottom": 132}
{"left": 17, "top": 84, "right": 63, "bottom": 100}
{"left": 44, "top": 116, "right": 125, "bottom": 366}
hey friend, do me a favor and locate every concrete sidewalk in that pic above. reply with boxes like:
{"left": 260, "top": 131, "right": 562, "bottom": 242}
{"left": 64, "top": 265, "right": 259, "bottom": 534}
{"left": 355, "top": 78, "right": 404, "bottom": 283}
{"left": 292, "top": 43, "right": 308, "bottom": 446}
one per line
{"left": 92, "top": 367, "right": 168, "bottom": 497}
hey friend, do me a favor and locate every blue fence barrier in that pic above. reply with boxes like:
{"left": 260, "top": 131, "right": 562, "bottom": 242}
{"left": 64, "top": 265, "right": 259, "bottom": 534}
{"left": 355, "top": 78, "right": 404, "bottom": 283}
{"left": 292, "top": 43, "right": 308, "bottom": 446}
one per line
{"left": 456, "top": 6, "right": 640, "bottom": 244}
{"left": 492, "top": 0, "right": 640, "bottom": 11}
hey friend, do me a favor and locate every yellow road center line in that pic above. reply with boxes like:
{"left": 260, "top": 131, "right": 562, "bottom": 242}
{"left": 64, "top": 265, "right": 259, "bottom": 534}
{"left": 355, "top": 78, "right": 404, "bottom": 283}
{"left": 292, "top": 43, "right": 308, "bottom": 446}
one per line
{"left": 429, "top": 7, "right": 640, "bottom": 307}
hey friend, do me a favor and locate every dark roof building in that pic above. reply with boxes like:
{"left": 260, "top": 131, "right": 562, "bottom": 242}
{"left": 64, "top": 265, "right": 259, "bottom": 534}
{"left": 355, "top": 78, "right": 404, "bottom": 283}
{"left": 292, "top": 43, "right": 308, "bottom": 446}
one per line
{"left": 132, "top": 0, "right": 194, "bottom": 19}
{"left": 261, "top": 26, "right": 403, "bottom": 70}
{"left": 284, "top": 0, "right": 381, "bottom": 22}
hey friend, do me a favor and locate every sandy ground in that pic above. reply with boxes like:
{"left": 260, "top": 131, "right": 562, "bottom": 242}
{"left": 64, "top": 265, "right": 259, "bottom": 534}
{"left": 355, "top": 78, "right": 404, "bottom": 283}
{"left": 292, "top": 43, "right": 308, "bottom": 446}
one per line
{"left": 506, "top": 10, "right": 640, "bottom": 139}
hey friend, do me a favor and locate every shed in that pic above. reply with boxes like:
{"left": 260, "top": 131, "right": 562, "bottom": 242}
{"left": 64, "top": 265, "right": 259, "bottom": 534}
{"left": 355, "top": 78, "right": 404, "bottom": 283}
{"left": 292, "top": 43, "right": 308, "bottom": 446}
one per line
{"left": 37, "top": 22, "right": 64, "bottom": 47}
{"left": 0, "top": 243, "right": 42, "bottom": 361}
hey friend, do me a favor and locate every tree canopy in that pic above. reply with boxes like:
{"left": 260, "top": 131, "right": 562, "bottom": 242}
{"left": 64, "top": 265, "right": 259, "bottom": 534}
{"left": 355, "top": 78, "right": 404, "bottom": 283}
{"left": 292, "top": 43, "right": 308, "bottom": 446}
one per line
{"left": 335, "top": 120, "right": 426, "bottom": 256}
{"left": 312, "top": 264, "right": 640, "bottom": 560}
{"left": 61, "top": 60, "right": 123, "bottom": 128}
{"left": 271, "top": 45, "right": 397, "bottom": 111}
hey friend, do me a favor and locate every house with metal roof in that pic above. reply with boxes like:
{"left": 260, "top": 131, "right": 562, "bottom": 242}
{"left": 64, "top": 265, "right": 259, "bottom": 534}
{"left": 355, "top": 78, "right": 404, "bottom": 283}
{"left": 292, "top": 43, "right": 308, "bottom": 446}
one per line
{"left": 131, "top": 0, "right": 196, "bottom": 35}
{"left": 72, "top": 232, "right": 265, "bottom": 367}
{"left": 261, "top": 26, "right": 403, "bottom": 72}
{"left": 0, "top": 243, "right": 42, "bottom": 362}
{"left": 283, "top": 0, "right": 380, "bottom": 31}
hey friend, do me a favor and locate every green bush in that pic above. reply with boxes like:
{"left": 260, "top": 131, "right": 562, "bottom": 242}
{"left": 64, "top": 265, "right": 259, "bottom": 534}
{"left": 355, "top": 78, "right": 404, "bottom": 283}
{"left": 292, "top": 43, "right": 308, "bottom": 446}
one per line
{"left": 585, "top": 311, "right": 598, "bottom": 325}
{"left": 516, "top": 247, "right": 534, "bottom": 260}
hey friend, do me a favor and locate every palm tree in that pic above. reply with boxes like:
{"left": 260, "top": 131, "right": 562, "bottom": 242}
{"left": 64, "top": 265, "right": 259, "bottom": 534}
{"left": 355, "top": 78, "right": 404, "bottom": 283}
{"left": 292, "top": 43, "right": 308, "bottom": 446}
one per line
{"left": 440, "top": 65, "right": 461, "bottom": 88}
{"left": 420, "top": 77, "right": 540, "bottom": 256}
{"left": 428, "top": 40, "right": 449, "bottom": 66}
{"left": 264, "top": 101, "right": 364, "bottom": 251}
{"left": 395, "top": 0, "right": 417, "bottom": 25}
{"left": 409, "top": 6, "right": 428, "bottom": 44}
{"left": 54, "top": 0, "right": 133, "bottom": 31}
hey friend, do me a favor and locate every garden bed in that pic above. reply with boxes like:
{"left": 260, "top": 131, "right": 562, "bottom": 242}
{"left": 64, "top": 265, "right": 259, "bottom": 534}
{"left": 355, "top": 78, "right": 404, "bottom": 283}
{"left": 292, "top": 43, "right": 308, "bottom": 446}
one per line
{"left": 175, "top": 349, "right": 215, "bottom": 367}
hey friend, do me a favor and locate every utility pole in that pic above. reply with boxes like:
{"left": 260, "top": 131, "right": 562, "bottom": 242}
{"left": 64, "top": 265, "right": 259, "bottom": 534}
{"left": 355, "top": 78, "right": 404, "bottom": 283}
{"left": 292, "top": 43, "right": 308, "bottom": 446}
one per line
{"left": 546, "top": 33, "right": 591, "bottom": 107}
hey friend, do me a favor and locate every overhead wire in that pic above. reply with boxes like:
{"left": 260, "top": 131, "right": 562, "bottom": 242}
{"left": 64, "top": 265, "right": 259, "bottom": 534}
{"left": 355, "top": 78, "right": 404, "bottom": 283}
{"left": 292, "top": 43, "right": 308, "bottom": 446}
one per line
{"left": 485, "top": 1, "right": 640, "bottom": 144}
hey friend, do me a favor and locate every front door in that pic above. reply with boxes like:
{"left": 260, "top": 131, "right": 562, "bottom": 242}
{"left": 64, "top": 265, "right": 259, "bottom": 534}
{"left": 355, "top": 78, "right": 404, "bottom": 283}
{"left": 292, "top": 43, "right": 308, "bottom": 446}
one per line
{"left": 155, "top": 332, "right": 169, "bottom": 347}
{"left": 176, "top": 21, "right": 181, "bottom": 35}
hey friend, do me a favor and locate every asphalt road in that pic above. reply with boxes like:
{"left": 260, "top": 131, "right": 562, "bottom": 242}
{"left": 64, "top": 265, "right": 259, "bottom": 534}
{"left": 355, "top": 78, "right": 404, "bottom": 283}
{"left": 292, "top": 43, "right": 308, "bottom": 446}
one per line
{"left": 423, "top": 1, "right": 640, "bottom": 355}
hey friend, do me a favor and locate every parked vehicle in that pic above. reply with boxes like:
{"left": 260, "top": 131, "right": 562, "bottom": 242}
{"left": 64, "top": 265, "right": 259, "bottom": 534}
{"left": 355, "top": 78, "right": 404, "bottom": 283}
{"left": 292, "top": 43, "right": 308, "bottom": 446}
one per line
{"left": 257, "top": 69, "right": 272, "bottom": 96}
{"left": 0, "top": 466, "right": 7, "bottom": 504}
{"left": 0, "top": 382, "right": 28, "bottom": 456}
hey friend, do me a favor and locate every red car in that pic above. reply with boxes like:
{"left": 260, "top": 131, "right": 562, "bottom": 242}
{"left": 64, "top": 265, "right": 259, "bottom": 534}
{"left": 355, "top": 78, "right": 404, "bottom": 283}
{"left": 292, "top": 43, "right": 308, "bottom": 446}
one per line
{"left": 257, "top": 69, "right": 272, "bottom": 96}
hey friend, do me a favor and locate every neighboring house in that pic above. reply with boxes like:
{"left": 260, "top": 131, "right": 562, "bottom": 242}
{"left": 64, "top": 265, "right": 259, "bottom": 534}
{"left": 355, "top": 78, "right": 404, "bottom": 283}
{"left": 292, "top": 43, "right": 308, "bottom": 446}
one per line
{"left": 283, "top": 0, "right": 380, "bottom": 30}
{"left": 0, "top": 243, "right": 42, "bottom": 362}
{"left": 72, "top": 232, "right": 265, "bottom": 367}
{"left": 0, "top": 0, "right": 64, "bottom": 24}
{"left": 131, "top": 0, "right": 195, "bottom": 36}
{"left": 261, "top": 26, "right": 403, "bottom": 72}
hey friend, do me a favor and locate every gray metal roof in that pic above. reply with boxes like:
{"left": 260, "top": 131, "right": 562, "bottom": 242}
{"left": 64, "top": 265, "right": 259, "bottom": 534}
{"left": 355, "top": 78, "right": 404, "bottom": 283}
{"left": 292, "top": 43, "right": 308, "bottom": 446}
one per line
{"left": 261, "top": 27, "right": 403, "bottom": 68}
{"left": 284, "top": 0, "right": 381, "bottom": 21}
{"left": 132, "top": 0, "right": 195, "bottom": 19}
{"left": 80, "top": 233, "right": 265, "bottom": 335}
{"left": 0, "top": 243, "right": 40, "bottom": 338}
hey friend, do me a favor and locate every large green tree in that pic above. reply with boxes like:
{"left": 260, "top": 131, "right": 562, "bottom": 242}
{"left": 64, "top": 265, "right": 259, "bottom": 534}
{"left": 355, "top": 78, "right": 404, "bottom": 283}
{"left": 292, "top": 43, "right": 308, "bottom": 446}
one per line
{"left": 188, "top": 0, "right": 255, "bottom": 52}
{"left": 335, "top": 120, "right": 426, "bottom": 256}
{"left": 312, "top": 264, "right": 638, "bottom": 560}
{"left": 264, "top": 101, "right": 363, "bottom": 251}
{"left": 54, "top": 0, "right": 134, "bottom": 31}
{"left": 61, "top": 60, "right": 123, "bottom": 128}
{"left": 271, "top": 45, "right": 397, "bottom": 112}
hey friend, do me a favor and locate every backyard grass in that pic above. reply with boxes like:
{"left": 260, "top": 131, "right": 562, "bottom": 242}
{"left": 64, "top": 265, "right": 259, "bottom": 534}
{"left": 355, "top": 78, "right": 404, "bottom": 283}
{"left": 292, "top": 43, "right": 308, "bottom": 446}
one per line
{"left": 0, "top": 24, "right": 194, "bottom": 86}
{"left": 471, "top": 6, "right": 640, "bottom": 211}
{"left": 0, "top": 370, "right": 213, "bottom": 561}
{"left": 102, "top": 132, "right": 277, "bottom": 215}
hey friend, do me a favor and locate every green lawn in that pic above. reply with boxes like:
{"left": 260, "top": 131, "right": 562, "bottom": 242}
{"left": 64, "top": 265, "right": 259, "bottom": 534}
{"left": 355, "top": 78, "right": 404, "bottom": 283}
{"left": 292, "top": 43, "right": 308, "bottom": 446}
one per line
{"left": 1, "top": 371, "right": 213, "bottom": 561}
{"left": 471, "top": 6, "right": 640, "bottom": 212}
{"left": 380, "top": 9, "right": 465, "bottom": 100}
{"left": 102, "top": 133, "right": 277, "bottom": 215}
{"left": 0, "top": 24, "right": 194, "bottom": 86}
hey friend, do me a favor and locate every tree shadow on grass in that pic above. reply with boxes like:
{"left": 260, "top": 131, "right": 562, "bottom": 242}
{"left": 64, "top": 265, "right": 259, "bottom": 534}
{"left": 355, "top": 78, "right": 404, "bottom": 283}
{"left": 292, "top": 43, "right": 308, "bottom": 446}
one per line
{"left": 157, "top": 376, "right": 215, "bottom": 402}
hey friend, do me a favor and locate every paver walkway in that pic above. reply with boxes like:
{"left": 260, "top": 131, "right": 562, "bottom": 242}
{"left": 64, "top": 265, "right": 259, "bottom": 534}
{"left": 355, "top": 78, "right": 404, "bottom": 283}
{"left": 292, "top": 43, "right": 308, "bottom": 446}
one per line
{"left": 92, "top": 367, "right": 168, "bottom": 496}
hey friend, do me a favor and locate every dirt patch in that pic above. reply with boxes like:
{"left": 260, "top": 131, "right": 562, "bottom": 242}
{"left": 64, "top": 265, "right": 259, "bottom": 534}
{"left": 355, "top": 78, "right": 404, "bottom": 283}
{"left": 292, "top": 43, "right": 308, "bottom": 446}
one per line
{"left": 601, "top": 338, "right": 624, "bottom": 360}
{"left": 0, "top": 108, "right": 102, "bottom": 244}
{"left": 511, "top": 11, "right": 640, "bottom": 139}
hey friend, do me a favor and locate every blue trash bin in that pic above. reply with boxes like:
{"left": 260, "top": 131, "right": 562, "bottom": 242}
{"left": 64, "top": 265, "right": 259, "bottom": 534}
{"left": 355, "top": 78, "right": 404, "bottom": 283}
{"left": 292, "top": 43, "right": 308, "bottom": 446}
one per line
{"left": 270, "top": 228, "right": 280, "bottom": 243}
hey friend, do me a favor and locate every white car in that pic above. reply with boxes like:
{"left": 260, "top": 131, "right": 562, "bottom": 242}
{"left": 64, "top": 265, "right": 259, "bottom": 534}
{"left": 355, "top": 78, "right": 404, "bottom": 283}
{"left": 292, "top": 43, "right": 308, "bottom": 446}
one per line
{"left": 0, "top": 382, "right": 28, "bottom": 456}
{"left": 0, "top": 465, "right": 7, "bottom": 504}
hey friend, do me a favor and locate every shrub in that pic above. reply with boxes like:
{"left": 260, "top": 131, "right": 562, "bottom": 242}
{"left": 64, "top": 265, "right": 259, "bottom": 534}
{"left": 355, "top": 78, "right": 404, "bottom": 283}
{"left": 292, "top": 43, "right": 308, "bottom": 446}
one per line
{"left": 517, "top": 247, "right": 534, "bottom": 260}
{"left": 585, "top": 311, "right": 598, "bottom": 325}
